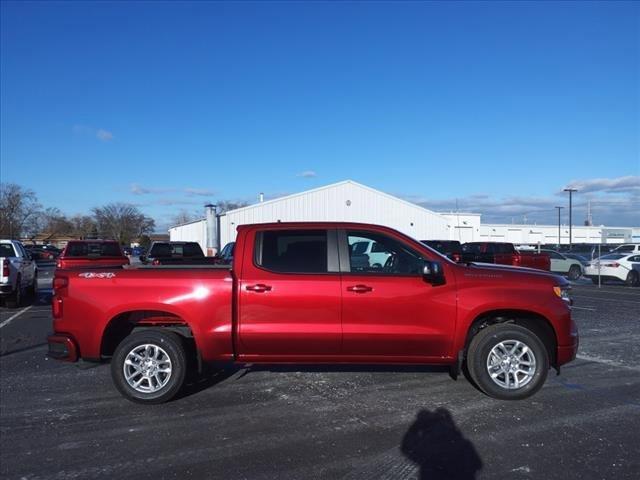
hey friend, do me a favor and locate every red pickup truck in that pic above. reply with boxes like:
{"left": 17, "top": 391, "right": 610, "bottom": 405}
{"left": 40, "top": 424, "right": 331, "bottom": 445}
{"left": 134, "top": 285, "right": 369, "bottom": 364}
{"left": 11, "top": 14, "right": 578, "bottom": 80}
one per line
{"left": 48, "top": 222, "right": 577, "bottom": 404}
{"left": 461, "top": 242, "right": 550, "bottom": 271}
{"left": 56, "top": 240, "right": 129, "bottom": 269}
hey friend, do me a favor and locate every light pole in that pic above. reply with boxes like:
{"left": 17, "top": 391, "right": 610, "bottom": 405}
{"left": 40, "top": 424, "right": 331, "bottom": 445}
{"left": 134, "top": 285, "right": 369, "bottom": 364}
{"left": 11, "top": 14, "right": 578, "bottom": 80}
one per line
{"left": 563, "top": 188, "right": 578, "bottom": 249}
{"left": 555, "top": 206, "right": 563, "bottom": 247}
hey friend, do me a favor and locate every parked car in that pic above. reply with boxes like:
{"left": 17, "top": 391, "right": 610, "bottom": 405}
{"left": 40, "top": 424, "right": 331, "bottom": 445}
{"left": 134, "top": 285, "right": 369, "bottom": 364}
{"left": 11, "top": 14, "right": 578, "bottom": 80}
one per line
{"left": 215, "top": 242, "right": 235, "bottom": 265}
{"left": 461, "top": 242, "right": 550, "bottom": 271}
{"left": 611, "top": 244, "right": 640, "bottom": 255}
{"left": 421, "top": 240, "right": 462, "bottom": 262}
{"left": 28, "top": 247, "right": 56, "bottom": 261}
{"left": 56, "top": 241, "right": 129, "bottom": 269}
{"left": 122, "top": 247, "right": 133, "bottom": 256}
{"left": 563, "top": 253, "right": 590, "bottom": 267}
{"left": 540, "top": 250, "right": 584, "bottom": 280}
{"left": 584, "top": 253, "right": 640, "bottom": 286}
{"left": 143, "top": 241, "right": 218, "bottom": 265}
{"left": 48, "top": 222, "right": 577, "bottom": 404}
{"left": 0, "top": 240, "right": 37, "bottom": 308}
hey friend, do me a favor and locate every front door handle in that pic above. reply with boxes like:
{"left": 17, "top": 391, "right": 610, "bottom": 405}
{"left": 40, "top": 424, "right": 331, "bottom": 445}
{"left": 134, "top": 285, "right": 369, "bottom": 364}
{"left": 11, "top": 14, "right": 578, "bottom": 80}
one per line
{"left": 347, "top": 284, "right": 373, "bottom": 293}
{"left": 246, "top": 284, "right": 272, "bottom": 293}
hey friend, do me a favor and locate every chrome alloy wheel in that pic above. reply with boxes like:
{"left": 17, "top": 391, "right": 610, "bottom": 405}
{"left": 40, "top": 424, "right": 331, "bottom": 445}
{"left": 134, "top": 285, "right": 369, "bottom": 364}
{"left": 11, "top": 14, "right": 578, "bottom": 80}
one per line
{"left": 486, "top": 340, "right": 537, "bottom": 390}
{"left": 123, "top": 344, "right": 172, "bottom": 393}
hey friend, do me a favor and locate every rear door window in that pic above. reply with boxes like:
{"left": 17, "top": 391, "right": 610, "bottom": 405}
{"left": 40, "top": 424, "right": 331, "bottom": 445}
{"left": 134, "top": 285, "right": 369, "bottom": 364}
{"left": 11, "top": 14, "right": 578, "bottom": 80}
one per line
{"left": 256, "top": 230, "right": 328, "bottom": 273}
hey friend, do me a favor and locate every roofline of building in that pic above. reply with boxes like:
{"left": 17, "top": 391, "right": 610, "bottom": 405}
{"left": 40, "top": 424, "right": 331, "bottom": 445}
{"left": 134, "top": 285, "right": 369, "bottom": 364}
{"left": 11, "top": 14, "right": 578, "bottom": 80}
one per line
{"left": 219, "top": 179, "right": 444, "bottom": 218}
{"left": 168, "top": 217, "right": 206, "bottom": 230}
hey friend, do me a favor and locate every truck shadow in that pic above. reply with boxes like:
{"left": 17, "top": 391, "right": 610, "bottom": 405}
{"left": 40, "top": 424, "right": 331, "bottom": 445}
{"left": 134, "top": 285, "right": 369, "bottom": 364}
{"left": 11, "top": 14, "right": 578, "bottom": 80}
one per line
{"left": 401, "top": 408, "right": 483, "bottom": 480}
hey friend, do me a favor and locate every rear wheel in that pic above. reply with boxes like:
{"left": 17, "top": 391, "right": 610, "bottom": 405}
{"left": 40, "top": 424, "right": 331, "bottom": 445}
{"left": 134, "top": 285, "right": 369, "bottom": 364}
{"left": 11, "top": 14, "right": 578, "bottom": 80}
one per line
{"left": 567, "top": 265, "right": 581, "bottom": 281}
{"left": 626, "top": 271, "right": 639, "bottom": 287}
{"left": 30, "top": 271, "right": 38, "bottom": 296}
{"left": 111, "top": 329, "right": 187, "bottom": 404}
{"left": 467, "top": 324, "right": 549, "bottom": 400}
{"left": 6, "top": 276, "right": 23, "bottom": 308}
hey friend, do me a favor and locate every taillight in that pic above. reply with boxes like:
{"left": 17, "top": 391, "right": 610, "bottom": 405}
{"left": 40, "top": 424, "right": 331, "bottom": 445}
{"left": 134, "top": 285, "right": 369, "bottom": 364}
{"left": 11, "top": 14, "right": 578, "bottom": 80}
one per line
{"left": 607, "top": 263, "right": 620, "bottom": 268}
{"left": 452, "top": 253, "right": 461, "bottom": 263}
{"left": 56, "top": 260, "right": 62, "bottom": 268}
{"left": 152, "top": 259, "right": 161, "bottom": 265}
{"left": 513, "top": 256, "right": 521, "bottom": 265}
{"left": 53, "top": 277, "right": 68, "bottom": 290}
{"left": 1, "top": 259, "right": 8, "bottom": 277}
{"left": 52, "top": 297, "right": 63, "bottom": 318}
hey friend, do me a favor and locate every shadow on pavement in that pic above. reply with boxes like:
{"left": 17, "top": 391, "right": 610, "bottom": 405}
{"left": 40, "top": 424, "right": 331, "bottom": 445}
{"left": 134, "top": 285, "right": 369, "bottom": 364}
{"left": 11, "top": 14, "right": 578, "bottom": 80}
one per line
{"left": 401, "top": 408, "right": 483, "bottom": 480}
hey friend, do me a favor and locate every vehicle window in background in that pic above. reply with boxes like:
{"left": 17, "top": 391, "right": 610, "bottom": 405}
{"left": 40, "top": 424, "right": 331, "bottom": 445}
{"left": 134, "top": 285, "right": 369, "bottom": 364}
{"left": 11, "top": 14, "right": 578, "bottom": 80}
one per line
{"left": 0, "top": 244, "right": 16, "bottom": 257}
{"left": 615, "top": 245, "right": 635, "bottom": 252}
{"left": 181, "top": 243, "right": 202, "bottom": 257}
{"left": 599, "top": 254, "right": 625, "bottom": 260}
{"left": 257, "top": 230, "right": 328, "bottom": 273}
{"left": 66, "top": 242, "right": 121, "bottom": 257}
{"left": 629, "top": 256, "right": 640, "bottom": 262}
{"left": 347, "top": 231, "right": 422, "bottom": 275}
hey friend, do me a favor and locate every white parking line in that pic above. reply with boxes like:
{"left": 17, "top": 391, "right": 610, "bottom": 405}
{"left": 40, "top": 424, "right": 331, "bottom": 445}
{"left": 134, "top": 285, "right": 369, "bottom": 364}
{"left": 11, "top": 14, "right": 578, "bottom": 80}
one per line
{"left": 0, "top": 306, "right": 33, "bottom": 329}
{"left": 576, "top": 354, "right": 640, "bottom": 372}
{"left": 572, "top": 306, "right": 596, "bottom": 311}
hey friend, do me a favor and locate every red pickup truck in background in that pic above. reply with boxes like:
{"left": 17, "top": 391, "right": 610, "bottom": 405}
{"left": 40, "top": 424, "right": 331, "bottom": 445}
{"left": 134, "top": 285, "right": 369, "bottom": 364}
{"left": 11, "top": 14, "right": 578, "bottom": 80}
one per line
{"left": 461, "top": 242, "right": 550, "bottom": 271}
{"left": 48, "top": 222, "right": 577, "bottom": 404}
{"left": 56, "top": 240, "right": 129, "bottom": 269}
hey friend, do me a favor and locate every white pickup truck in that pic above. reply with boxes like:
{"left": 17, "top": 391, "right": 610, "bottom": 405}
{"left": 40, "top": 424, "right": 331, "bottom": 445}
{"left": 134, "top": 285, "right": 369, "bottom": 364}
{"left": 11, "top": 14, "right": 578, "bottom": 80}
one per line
{"left": 0, "top": 240, "right": 37, "bottom": 308}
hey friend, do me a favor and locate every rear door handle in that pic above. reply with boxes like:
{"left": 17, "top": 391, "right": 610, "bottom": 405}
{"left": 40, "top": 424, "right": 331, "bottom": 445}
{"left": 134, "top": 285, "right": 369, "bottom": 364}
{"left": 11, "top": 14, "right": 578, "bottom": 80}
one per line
{"left": 245, "top": 284, "right": 272, "bottom": 293}
{"left": 347, "top": 284, "right": 373, "bottom": 293}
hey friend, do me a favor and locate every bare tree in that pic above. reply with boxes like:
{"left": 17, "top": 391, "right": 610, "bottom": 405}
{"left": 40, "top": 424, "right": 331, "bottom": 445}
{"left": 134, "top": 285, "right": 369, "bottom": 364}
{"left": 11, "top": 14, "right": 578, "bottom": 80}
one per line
{"left": 26, "top": 208, "right": 74, "bottom": 242}
{"left": 92, "top": 203, "right": 155, "bottom": 244}
{"left": 70, "top": 214, "right": 98, "bottom": 240}
{"left": 171, "top": 209, "right": 201, "bottom": 226}
{"left": 216, "top": 200, "right": 249, "bottom": 214}
{"left": 0, "top": 183, "right": 42, "bottom": 239}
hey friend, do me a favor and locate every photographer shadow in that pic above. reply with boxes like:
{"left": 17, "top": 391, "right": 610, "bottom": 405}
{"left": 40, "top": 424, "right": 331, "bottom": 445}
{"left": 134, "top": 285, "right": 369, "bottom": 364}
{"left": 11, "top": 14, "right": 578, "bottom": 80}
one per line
{"left": 401, "top": 408, "right": 482, "bottom": 480}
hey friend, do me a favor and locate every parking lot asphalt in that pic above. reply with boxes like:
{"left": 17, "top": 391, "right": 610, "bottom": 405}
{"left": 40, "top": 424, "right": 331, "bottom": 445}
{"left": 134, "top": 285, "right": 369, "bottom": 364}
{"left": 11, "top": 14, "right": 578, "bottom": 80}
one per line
{"left": 1, "top": 267, "right": 639, "bottom": 480}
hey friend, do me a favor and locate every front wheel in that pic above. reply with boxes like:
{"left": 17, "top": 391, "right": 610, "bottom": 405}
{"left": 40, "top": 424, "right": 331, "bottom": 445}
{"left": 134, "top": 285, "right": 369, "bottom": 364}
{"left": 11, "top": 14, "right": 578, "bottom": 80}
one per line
{"left": 111, "top": 329, "right": 187, "bottom": 404}
{"left": 466, "top": 324, "right": 549, "bottom": 400}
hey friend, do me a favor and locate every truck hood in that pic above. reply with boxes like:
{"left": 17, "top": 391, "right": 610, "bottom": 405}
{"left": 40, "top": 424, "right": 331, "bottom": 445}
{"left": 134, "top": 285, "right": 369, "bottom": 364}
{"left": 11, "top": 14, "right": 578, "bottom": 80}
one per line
{"left": 462, "top": 262, "right": 569, "bottom": 286}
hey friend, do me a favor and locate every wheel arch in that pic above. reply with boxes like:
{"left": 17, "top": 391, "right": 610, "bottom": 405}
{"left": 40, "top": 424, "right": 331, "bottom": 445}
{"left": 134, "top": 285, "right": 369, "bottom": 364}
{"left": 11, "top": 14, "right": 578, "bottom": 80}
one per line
{"left": 101, "top": 310, "right": 200, "bottom": 369}
{"left": 463, "top": 309, "right": 558, "bottom": 368}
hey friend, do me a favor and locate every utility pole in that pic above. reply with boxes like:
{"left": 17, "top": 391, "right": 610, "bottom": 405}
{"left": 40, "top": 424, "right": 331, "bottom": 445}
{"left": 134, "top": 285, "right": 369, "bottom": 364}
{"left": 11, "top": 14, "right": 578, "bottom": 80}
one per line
{"left": 555, "top": 206, "right": 563, "bottom": 247}
{"left": 563, "top": 188, "right": 578, "bottom": 249}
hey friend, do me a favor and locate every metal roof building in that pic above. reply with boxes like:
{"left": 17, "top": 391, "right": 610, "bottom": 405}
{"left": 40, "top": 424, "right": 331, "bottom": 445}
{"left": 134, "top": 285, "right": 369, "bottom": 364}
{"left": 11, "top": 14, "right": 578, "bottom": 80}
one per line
{"left": 169, "top": 180, "right": 450, "bottom": 253}
{"left": 168, "top": 180, "right": 639, "bottom": 254}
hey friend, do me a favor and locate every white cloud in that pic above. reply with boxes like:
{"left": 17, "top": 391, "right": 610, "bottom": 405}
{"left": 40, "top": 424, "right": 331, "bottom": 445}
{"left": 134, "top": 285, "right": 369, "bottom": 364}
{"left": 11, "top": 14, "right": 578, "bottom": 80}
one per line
{"left": 563, "top": 176, "right": 640, "bottom": 194}
{"left": 185, "top": 188, "right": 215, "bottom": 197}
{"left": 130, "top": 183, "right": 174, "bottom": 195}
{"left": 96, "top": 129, "right": 114, "bottom": 142}
{"left": 297, "top": 170, "right": 317, "bottom": 178}
{"left": 72, "top": 124, "right": 114, "bottom": 142}
{"left": 405, "top": 176, "right": 639, "bottom": 226}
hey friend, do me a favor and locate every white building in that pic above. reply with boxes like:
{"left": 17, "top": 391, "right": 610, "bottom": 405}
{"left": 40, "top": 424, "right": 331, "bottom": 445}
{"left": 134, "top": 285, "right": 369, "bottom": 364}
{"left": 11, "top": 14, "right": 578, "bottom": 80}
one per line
{"left": 168, "top": 180, "right": 639, "bottom": 253}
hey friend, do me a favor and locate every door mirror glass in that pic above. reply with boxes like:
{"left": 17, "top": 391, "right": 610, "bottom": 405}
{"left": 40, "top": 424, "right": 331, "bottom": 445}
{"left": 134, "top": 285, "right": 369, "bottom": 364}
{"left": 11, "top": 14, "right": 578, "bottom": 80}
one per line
{"left": 422, "top": 261, "right": 445, "bottom": 285}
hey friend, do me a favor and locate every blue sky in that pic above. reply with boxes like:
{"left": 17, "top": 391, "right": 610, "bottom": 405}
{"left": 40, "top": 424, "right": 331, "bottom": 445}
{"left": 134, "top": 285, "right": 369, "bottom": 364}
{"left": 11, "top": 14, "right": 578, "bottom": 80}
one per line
{"left": 1, "top": 1, "right": 638, "bottom": 231}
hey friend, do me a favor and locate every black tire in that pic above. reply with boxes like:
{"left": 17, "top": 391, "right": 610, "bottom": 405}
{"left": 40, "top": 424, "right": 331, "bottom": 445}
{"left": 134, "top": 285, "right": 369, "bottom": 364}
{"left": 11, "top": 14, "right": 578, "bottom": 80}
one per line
{"left": 111, "top": 329, "right": 187, "bottom": 404}
{"left": 30, "top": 271, "right": 38, "bottom": 296}
{"left": 6, "top": 276, "right": 23, "bottom": 308}
{"left": 591, "top": 277, "right": 600, "bottom": 285}
{"left": 626, "top": 271, "right": 639, "bottom": 287}
{"left": 567, "top": 265, "right": 581, "bottom": 281}
{"left": 467, "top": 324, "right": 549, "bottom": 400}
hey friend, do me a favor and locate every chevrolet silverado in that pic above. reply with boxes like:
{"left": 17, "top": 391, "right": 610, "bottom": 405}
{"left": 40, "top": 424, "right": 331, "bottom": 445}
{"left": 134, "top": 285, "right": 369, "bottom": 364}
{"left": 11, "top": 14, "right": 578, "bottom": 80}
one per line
{"left": 48, "top": 222, "right": 578, "bottom": 404}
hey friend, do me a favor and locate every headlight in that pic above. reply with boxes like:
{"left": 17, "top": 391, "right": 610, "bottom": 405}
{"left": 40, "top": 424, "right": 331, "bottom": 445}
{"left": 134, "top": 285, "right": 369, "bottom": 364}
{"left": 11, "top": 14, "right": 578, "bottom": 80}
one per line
{"left": 553, "top": 286, "right": 572, "bottom": 303}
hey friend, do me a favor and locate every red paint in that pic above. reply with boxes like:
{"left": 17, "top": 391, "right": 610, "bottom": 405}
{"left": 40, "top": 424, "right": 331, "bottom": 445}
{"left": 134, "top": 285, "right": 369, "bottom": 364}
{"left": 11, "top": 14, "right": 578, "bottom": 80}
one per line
{"left": 48, "top": 222, "right": 577, "bottom": 372}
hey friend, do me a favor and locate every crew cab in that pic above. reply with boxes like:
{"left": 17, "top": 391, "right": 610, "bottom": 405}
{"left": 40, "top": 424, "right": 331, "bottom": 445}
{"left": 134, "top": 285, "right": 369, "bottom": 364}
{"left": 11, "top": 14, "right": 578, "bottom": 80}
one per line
{"left": 56, "top": 241, "right": 129, "bottom": 269}
{"left": 461, "top": 242, "right": 550, "bottom": 271}
{"left": 1, "top": 240, "right": 37, "bottom": 308}
{"left": 48, "top": 222, "right": 577, "bottom": 404}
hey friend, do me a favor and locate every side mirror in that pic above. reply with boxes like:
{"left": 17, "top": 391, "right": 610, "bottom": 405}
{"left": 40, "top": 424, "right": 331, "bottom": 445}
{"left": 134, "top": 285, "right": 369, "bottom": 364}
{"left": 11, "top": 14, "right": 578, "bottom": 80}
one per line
{"left": 422, "top": 261, "right": 446, "bottom": 285}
